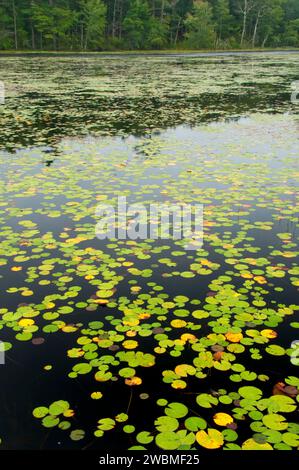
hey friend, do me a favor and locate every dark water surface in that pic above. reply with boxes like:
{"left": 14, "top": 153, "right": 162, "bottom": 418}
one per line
{"left": 0, "top": 53, "right": 298, "bottom": 451}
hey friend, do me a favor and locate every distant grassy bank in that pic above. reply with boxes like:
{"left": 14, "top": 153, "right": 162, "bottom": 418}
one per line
{"left": 0, "top": 47, "right": 298, "bottom": 56}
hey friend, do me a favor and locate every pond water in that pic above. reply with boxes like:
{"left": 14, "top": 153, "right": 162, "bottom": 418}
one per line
{"left": 0, "top": 53, "right": 298, "bottom": 451}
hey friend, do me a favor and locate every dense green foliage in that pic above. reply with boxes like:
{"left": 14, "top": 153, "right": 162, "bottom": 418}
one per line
{"left": 0, "top": 0, "right": 298, "bottom": 51}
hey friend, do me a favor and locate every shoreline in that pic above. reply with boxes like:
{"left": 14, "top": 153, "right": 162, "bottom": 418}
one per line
{"left": 0, "top": 47, "right": 298, "bottom": 57}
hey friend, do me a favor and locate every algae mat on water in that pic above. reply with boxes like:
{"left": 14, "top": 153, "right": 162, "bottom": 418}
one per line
{"left": 0, "top": 53, "right": 298, "bottom": 450}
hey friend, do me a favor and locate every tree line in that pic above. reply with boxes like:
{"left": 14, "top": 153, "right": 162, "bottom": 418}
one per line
{"left": 0, "top": 0, "right": 298, "bottom": 51}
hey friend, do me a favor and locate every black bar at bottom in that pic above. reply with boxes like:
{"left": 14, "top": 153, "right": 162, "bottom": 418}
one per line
{"left": 0, "top": 450, "right": 297, "bottom": 467}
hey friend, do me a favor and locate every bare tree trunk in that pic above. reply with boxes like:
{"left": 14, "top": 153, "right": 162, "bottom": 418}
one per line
{"left": 262, "top": 33, "right": 269, "bottom": 48}
{"left": 30, "top": 1, "right": 35, "bottom": 50}
{"left": 240, "top": 0, "right": 248, "bottom": 46}
{"left": 160, "top": 0, "right": 165, "bottom": 22}
{"left": 174, "top": 18, "right": 181, "bottom": 46}
{"left": 85, "top": 28, "right": 88, "bottom": 50}
{"left": 252, "top": 10, "right": 261, "bottom": 47}
{"left": 112, "top": 0, "right": 117, "bottom": 38}
{"left": 80, "top": 23, "right": 84, "bottom": 50}
{"left": 48, "top": 0, "right": 55, "bottom": 49}
{"left": 218, "top": 20, "right": 223, "bottom": 43}
{"left": 119, "top": 0, "right": 123, "bottom": 39}
{"left": 170, "top": 1, "right": 179, "bottom": 45}
{"left": 31, "top": 25, "right": 35, "bottom": 50}
{"left": 240, "top": 0, "right": 255, "bottom": 47}
{"left": 151, "top": 0, "right": 155, "bottom": 16}
{"left": 12, "top": 0, "right": 18, "bottom": 50}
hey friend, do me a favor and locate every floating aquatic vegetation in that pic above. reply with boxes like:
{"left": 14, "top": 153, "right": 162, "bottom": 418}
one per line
{"left": 0, "top": 53, "right": 298, "bottom": 450}
{"left": 0, "top": 53, "right": 298, "bottom": 151}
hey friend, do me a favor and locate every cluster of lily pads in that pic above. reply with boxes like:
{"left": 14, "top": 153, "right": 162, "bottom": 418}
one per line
{"left": 0, "top": 53, "right": 298, "bottom": 150}
{"left": 0, "top": 54, "right": 298, "bottom": 450}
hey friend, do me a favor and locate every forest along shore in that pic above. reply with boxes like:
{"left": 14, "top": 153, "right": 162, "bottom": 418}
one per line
{"left": 0, "top": 1, "right": 298, "bottom": 52}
